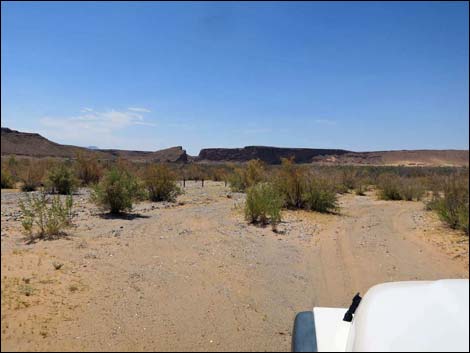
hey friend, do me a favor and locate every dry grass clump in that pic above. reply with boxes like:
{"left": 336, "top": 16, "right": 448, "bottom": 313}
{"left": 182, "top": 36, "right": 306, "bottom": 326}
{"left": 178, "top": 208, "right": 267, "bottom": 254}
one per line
{"left": 377, "top": 174, "right": 425, "bottom": 201}
{"left": 19, "top": 163, "right": 45, "bottom": 192}
{"left": 228, "top": 159, "right": 266, "bottom": 192}
{"left": 1, "top": 168, "right": 15, "bottom": 188}
{"left": 427, "top": 175, "right": 468, "bottom": 235}
{"left": 75, "top": 153, "right": 102, "bottom": 185}
{"left": 143, "top": 164, "right": 182, "bottom": 202}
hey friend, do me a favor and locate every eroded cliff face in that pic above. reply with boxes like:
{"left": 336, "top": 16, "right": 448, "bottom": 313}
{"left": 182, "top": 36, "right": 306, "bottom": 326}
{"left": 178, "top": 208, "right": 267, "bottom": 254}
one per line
{"left": 197, "top": 146, "right": 350, "bottom": 164}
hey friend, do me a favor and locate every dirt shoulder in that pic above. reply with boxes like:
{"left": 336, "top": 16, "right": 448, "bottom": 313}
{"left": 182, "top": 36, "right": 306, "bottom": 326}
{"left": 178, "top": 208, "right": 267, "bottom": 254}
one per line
{"left": 1, "top": 182, "right": 468, "bottom": 351}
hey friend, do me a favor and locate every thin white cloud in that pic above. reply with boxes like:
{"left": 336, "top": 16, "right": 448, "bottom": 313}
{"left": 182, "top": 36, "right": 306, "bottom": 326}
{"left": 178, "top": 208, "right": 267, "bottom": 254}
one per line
{"left": 39, "top": 108, "right": 156, "bottom": 147}
{"left": 80, "top": 107, "right": 93, "bottom": 113}
{"left": 128, "top": 107, "right": 151, "bottom": 113}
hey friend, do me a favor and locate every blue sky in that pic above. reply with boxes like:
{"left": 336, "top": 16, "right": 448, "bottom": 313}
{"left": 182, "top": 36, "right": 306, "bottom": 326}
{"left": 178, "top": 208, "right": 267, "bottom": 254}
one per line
{"left": 1, "top": 1, "right": 468, "bottom": 155}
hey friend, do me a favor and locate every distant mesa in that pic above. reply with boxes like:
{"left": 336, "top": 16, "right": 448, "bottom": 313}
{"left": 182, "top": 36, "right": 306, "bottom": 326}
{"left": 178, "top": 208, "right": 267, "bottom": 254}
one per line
{"left": 196, "top": 146, "right": 469, "bottom": 166}
{"left": 1, "top": 127, "right": 468, "bottom": 167}
{"left": 197, "top": 146, "right": 350, "bottom": 164}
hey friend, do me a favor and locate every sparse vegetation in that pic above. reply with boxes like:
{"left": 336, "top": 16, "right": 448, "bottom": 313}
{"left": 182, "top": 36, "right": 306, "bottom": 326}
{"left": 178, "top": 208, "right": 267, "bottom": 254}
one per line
{"left": 272, "top": 159, "right": 339, "bottom": 213}
{"left": 2, "top": 155, "right": 468, "bottom": 235}
{"left": 377, "top": 174, "right": 403, "bottom": 200}
{"left": 46, "top": 163, "right": 79, "bottom": 194}
{"left": 18, "top": 192, "right": 74, "bottom": 240}
{"left": 19, "top": 164, "right": 44, "bottom": 192}
{"left": 76, "top": 153, "right": 102, "bottom": 185}
{"left": 228, "top": 167, "right": 246, "bottom": 192}
{"left": 427, "top": 176, "right": 469, "bottom": 235}
{"left": 1, "top": 168, "right": 15, "bottom": 188}
{"left": 228, "top": 159, "right": 266, "bottom": 192}
{"left": 91, "top": 167, "right": 144, "bottom": 214}
{"left": 245, "top": 159, "right": 266, "bottom": 187}
{"left": 340, "top": 167, "right": 358, "bottom": 191}
{"left": 143, "top": 164, "right": 182, "bottom": 202}
{"left": 355, "top": 183, "right": 367, "bottom": 196}
{"left": 399, "top": 178, "right": 425, "bottom": 201}
{"left": 377, "top": 174, "right": 425, "bottom": 201}
{"left": 274, "top": 158, "right": 305, "bottom": 209}
{"left": 245, "top": 182, "right": 283, "bottom": 230}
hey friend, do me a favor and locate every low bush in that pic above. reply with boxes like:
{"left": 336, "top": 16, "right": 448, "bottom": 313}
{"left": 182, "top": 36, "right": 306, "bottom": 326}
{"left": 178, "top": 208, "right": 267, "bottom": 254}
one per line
{"left": 302, "top": 177, "right": 338, "bottom": 213}
{"left": 274, "top": 158, "right": 305, "bottom": 209}
{"left": 1, "top": 168, "right": 15, "bottom": 188}
{"left": 91, "top": 167, "right": 144, "bottom": 214}
{"left": 245, "top": 182, "right": 283, "bottom": 230}
{"left": 144, "top": 164, "right": 182, "bottom": 202}
{"left": 46, "top": 164, "right": 79, "bottom": 194}
{"left": 19, "top": 193, "right": 74, "bottom": 240}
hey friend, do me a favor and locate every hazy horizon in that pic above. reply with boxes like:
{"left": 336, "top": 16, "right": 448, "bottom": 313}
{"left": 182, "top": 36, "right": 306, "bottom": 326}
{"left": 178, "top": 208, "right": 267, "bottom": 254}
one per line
{"left": 2, "top": 2, "right": 469, "bottom": 155}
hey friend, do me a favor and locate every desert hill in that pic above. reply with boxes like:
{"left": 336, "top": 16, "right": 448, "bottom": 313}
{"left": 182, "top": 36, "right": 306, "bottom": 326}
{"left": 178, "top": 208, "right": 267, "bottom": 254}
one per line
{"left": 1, "top": 128, "right": 188, "bottom": 163}
{"left": 1, "top": 127, "right": 468, "bottom": 166}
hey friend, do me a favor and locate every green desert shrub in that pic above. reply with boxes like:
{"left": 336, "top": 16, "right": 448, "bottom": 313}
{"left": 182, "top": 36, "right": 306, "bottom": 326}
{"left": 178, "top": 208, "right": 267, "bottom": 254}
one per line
{"left": 275, "top": 158, "right": 305, "bottom": 209}
{"left": 46, "top": 164, "right": 79, "bottom": 194}
{"left": 19, "top": 193, "right": 74, "bottom": 240}
{"left": 245, "top": 182, "right": 283, "bottom": 230}
{"left": 302, "top": 177, "right": 338, "bottom": 213}
{"left": 91, "top": 167, "right": 144, "bottom": 214}
{"left": 427, "top": 176, "right": 469, "bottom": 235}
{"left": 144, "top": 164, "right": 182, "bottom": 202}
{"left": 76, "top": 153, "right": 102, "bottom": 185}
{"left": 1, "top": 168, "right": 15, "bottom": 188}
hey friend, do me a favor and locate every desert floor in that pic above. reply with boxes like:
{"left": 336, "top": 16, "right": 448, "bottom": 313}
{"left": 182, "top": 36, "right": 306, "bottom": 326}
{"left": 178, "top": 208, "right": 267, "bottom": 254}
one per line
{"left": 1, "top": 181, "right": 468, "bottom": 351}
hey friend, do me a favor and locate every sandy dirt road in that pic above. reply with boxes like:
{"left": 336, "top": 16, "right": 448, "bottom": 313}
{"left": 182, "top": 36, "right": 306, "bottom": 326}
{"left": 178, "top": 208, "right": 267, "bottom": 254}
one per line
{"left": 1, "top": 182, "right": 468, "bottom": 351}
